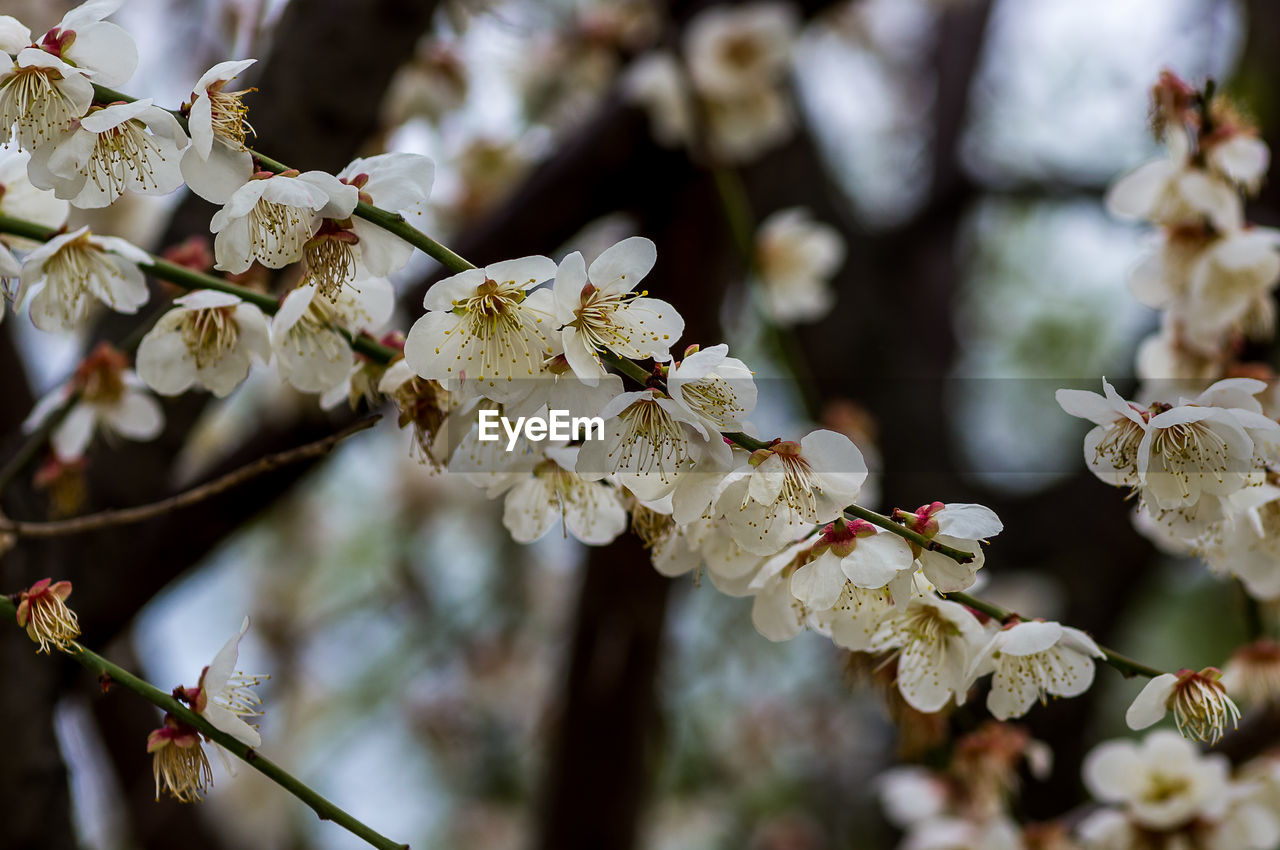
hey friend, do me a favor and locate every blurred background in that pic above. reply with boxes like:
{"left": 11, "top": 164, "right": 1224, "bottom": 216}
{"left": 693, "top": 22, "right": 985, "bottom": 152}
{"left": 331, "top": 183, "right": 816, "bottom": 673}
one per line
{"left": 0, "top": 0, "right": 1275, "bottom": 848}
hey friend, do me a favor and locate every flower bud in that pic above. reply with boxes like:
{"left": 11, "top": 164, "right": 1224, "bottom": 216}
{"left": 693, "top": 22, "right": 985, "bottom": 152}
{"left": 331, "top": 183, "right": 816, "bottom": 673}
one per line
{"left": 14, "top": 578, "right": 80, "bottom": 653}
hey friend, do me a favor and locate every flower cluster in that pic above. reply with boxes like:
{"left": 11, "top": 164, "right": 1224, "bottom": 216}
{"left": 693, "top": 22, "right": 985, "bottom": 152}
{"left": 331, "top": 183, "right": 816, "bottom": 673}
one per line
{"left": 624, "top": 2, "right": 798, "bottom": 163}
{"left": 1109, "top": 72, "right": 1276, "bottom": 375}
{"left": 877, "top": 728, "right": 1280, "bottom": 850}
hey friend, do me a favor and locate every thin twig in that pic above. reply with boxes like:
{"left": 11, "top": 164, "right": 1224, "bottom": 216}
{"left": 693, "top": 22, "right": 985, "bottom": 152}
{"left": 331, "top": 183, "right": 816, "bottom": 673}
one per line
{"left": 0, "top": 417, "right": 380, "bottom": 538}
{"left": 0, "top": 596, "right": 409, "bottom": 850}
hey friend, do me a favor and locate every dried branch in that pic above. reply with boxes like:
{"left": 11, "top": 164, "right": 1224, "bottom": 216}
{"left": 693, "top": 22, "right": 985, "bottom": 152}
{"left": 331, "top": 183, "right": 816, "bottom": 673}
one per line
{"left": 0, "top": 417, "right": 379, "bottom": 538}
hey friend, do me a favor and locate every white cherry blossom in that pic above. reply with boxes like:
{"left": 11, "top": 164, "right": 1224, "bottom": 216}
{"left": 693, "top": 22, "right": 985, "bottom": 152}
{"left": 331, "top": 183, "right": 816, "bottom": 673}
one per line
{"left": 0, "top": 0, "right": 138, "bottom": 151}
{"left": 1083, "top": 730, "right": 1230, "bottom": 832}
{"left": 870, "top": 596, "right": 987, "bottom": 713}
{"left": 576, "top": 387, "right": 715, "bottom": 503}
{"left": 788, "top": 517, "right": 915, "bottom": 613}
{"left": 181, "top": 59, "right": 257, "bottom": 204}
{"left": 1201, "top": 486, "right": 1280, "bottom": 600}
{"left": 0, "top": 148, "right": 69, "bottom": 234}
{"left": 755, "top": 207, "right": 845, "bottom": 325}
{"left": 1205, "top": 131, "right": 1271, "bottom": 192}
{"left": 896, "top": 501, "right": 1003, "bottom": 593}
{"left": 713, "top": 430, "right": 867, "bottom": 555}
{"left": 683, "top": 2, "right": 796, "bottom": 99}
{"left": 136, "top": 289, "right": 270, "bottom": 398}
{"left": 965, "top": 619, "right": 1104, "bottom": 720}
{"left": 552, "top": 237, "right": 682, "bottom": 384}
{"left": 191, "top": 617, "right": 267, "bottom": 749}
{"left": 622, "top": 52, "right": 693, "bottom": 149}
{"left": 15, "top": 225, "right": 150, "bottom": 331}
{"left": 498, "top": 445, "right": 627, "bottom": 546}
{"left": 28, "top": 99, "right": 187, "bottom": 208}
{"left": 332, "top": 152, "right": 435, "bottom": 276}
{"left": 403, "top": 256, "right": 558, "bottom": 403}
{"left": 1183, "top": 227, "right": 1280, "bottom": 350}
{"left": 270, "top": 278, "right": 394, "bottom": 394}
{"left": 1106, "top": 130, "right": 1242, "bottom": 233}
{"left": 666, "top": 343, "right": 756, "bottom": 434}
{"left": 211, "top": 170, "right": 357, "bottom": 274}
{"left": 24, "top": 344, "right": 162, "bottom": 460}
{"left": 1127, "top": 667, "right": 1240, "bottom": 745}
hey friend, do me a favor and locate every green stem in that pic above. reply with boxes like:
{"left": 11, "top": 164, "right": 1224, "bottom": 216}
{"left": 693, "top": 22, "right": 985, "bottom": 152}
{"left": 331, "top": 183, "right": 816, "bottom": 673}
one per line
{"left": 0, "top": 597, "right": 409, "bottom": 850}
{"left": 843, "top": 504, "right": 975, "bottom": 564}
{"left": 945, "top": 591, "right": 1167, "bottom": 679}
{"left": 351, "top": 202, "right": 475, "bottom": 276}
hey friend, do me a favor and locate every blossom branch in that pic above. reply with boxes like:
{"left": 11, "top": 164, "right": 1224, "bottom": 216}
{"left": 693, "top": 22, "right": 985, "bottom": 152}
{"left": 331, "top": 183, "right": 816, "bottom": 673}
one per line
{"left": 946, "top": 591, "right": 1167, "bottom": 679}
{"left": 0, "top": 214, "right": 399, "bottom": 365}
{"left": 841, "top": 503, "right": 976, "bottom": 563}
{"left": 0, "top": 596, "right": 410, "bottom": 850}
{"left": 0, "top": 417, "right": 378, "bottom": 538}
{"left": 594, "top": 349, "right": 977, "bottom": 563}
{"left": 88, "top": 83, "right": 474, "bottom": 276}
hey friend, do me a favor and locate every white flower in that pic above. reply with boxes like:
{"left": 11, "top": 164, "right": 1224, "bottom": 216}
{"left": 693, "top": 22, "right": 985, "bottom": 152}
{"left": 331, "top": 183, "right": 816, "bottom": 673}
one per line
{"left": 15, "top": 225, "right": 150, "bottom": 331}
{"left": 1139, "top": 403, "right": 1269, "bottom": 516}
{"left": 1127, "top": 667, "right": 1240, "bottom": 745}
{"left": 788, "top": 517, "right": 915, "bottom": 612}
{"left": 1057, "top": 378, "right": 1280, "bottom": 531}
{"left": 623, "top": 52, "right": 694, "bottom": 149}
{"left": 498, "top": 445, "right": 628, "bottom": 545}
{"left": 299, "top": 153, "right": 435, "bottom": 302}
{"left": 817, "top": 582, "right": 906, "bottom": 652}
{"left": 684, "top": 2, "right": 797, "bottom": 99}
{"left": 576, "top": 387, "right": 716, "bottom": 503}
{"left": 705, "top": 86, "right": 794, "bottom": 163}
{"left": 136, "top": 289, "right": 270, "bottom": 397}
{"left": 714, "top": 430, "right": 867, "bottom": 555}
{"left": 552, "top": 237, "right": 683, "bottom": 383}
{"left": 745, "top": 541, "right": 819, "bottom": 641}
{"left": 403, "top": 256, "right": 558, "bottom": 403}
{"left": 333, "top": 152, "right": 435, "bottom": 277}
{"left": 1083, "top": 730, "right": 1230, "bottom": 831}
{"left": 4, "top": 1, "right": 139, "bottom": 86}
{"left": 666, "top": 343, "right": 756, "bottom": 433}
{"left": 24, "top": 343, "right": 163, "bottom": 460}
{"left": 0, "top": 0, "right": 138, "bottom": 151}
{"left": 0, "top": 147, "right": 69, "bottom": 235}
{"left": 871, "top": 596, "right": 987, "bottom": 713}
{"left": 1183, "top": 227, "right": 1280, "bottom": 350}
{"left": 1106, "top": 133, "right": 1242, "bottom": 233}
{"left": 181, "top": 59, "right": 257, "bottom": 204}
{"left": 27, "top": 99, "right": 187, "bottom": 208}
{"left": 0, "top": 46, "right": 95, "bottom": 153}
{"left": 270, "top": 278, "right": 394, "bottom": 394}
{"left": 896, "top": 501, "right": 1003, "bottom": 593}
{"left": 193, "top": 616, "right": 266, "bottom": 748}
{"left": 965, "top": 619, "right": 1104, "bottom": 720}
{"left": 211, "top": 170, "right": 358, "bottom": 273}
{"left": 1202, "top": 487, "right": 1280, "bottom": 600}
{"left": 1205, "top": 132, "right": 1271, "bottom": 193}
{"left": 755, "top": 207, "right": 845, "bottom": 325}
{"left": 877, "top": 766, "right": 950, "bottom": 830}
{"left": 504, "top": 358, "right": 624, "bottom": 425}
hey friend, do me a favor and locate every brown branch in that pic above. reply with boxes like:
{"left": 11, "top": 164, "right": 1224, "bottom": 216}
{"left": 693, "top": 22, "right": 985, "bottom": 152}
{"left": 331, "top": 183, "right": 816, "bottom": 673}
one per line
{"left": 0, "top": 417, "right": 379, "bottom": 538}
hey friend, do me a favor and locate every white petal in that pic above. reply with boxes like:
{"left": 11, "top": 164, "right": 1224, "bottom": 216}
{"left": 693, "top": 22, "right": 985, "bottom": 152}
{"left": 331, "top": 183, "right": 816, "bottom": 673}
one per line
{"left": 1125, "top": 673, "right": 1177, "bottom": 730}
